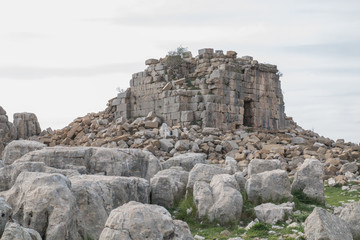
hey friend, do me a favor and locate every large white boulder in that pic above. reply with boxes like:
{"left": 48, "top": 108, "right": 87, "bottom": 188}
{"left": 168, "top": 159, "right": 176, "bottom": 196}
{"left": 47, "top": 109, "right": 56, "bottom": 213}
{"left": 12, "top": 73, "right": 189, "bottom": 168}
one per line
{"left": 0, "top": 198, "right": 12, "bottom": 237}
{"left": 339, "top": 202, "right": 360, "bottom": 239}
{"left": 150, "top": 167, "right": 188, "bottom": 208}
{"left": 99, "top": 201, "right": 193, "bottom": 240}
{"left": 0, "top": 161, "right": 79, "bottom": 192}
{"left": 0, "top": 172, "right": 81, "bottom": 240}
{"left": 15, "top": 147, "right": 161, "bottom": 180}
{"left": 162, "top": 153, "right": 207, "bottom": 171}
{"left": 304, "top": 207, "right": 352, "bottom": 240}
{"left": 254, "top": 202, "right": 294, "bottom": 224}
{"left": 70, "top": 175, "right": 150, "bottom": 240}
{"left": 291, "top": 158, "right": 325, "bottom": 204}
{"left": 193, "top": 174, "right": 243, "bottom": 223}
{"left": 245, "top": 169, "right": 292, "bottom": 205}
{"left": 248, "top": 159, "right": 281, "bottom": 177}
{"left": 0, "top": 222, "right": 41, "bottom": 240}
{"left": 2, "top": 140, "right": 46, "bottom": 165}
{"left": 186, "top": 164, "right": 230, "bottom": 193}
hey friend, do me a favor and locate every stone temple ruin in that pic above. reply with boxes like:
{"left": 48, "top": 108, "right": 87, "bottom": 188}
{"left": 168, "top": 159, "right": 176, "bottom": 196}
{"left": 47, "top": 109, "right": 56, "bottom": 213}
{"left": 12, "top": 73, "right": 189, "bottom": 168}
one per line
{"left": 112, "top": 48, "right": 290, "bottom": 130}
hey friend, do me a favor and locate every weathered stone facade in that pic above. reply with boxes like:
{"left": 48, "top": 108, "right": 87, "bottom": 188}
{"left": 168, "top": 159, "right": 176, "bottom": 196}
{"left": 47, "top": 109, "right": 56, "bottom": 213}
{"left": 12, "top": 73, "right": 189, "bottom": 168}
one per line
{"left": 112, "top": 48, "right": 289, "bottom": 130}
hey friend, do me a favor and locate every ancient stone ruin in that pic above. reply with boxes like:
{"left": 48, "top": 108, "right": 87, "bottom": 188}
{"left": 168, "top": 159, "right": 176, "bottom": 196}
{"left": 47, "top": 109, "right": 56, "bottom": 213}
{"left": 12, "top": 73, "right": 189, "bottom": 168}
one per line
{"left": 112, "top": 48, "right": 290, "bottom": 130}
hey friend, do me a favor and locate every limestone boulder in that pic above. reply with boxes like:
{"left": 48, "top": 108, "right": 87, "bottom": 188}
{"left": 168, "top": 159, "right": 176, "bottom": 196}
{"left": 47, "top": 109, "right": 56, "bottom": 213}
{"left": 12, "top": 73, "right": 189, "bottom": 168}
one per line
{"left": 174, "top": 140, "right": 190, "bottom": 151}
{"left": 186, "top": 163, "right": 231, "bottom": 192}
{"left": 339, "top": 202, "right": 360, "bottom": 239}
{"left": 16, "top": 147, "right": 161, "bottom": 180}
{"left": 248, "top": 159, "right": 281, "bottom": 177}
{"left": 0, "top": 161, "right": 3, "bottom": 168}
{"left": 291, "top": 137, "right": 306, "bottom": 145}
{"left": 88, "top": 148, "right": 161, "bottom": 180}
{"left": 2, "top": 140, "right": 46, "bottom": 165}
{"left": 0, "top": 222, "right": 41, "bottom": 240}
{"left": 150, "top": 167, "right": 188, "bottom": 209}
{"left": 0, "top": 172, "right": 81, "bottom": 240}
{"left": 99, "top": 201, "right": 193, "bottom": 240}
{"left": 254, "top": 202, "right": 294, "bottom": 224}
{"left": 291, "top": 159, "right": 325, "bottom": 204}
{"left": 0, "top": 107, "right": 17, "bottom": 155}
{"left": 246, "top": 169, "right": 292, "bottom": 205}
{"left": 0, "top": 161, "right": 79, "bottom": 192}
{"left": 13, "top": 113, "right": 41, "bottom": 139}
{"left": 162, "top": 153, "right": 207, "bottom": 171}
{"left": 0, "top": 198, "right": 12, "bottom": 237}
{"left": 304, "top": 207, "right": 352, "bottom": 240}
{"left": 159, "top": 139, "right": 174, "bottom": 152}
{"left": 340, "top": 162, "right": 358, "bottom": 174}
{"left": 70, "top": 175, "right": 150, "bottom": 240}
{"left": 194, "top": 174, "right": 243, "bottom": 223}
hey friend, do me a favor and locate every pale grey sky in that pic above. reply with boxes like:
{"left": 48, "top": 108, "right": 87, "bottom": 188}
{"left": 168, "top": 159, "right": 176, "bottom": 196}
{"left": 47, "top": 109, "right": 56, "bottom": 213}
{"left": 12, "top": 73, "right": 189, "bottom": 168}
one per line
{"left": 0, "top": 0, "right": 359, "bottom": 143}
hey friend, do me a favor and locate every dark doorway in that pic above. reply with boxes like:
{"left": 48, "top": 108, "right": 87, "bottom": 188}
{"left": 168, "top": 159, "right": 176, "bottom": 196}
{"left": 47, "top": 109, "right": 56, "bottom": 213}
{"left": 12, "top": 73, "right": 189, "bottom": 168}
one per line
{"left": 243, "top": 100, "right": 254, "bottom": 127}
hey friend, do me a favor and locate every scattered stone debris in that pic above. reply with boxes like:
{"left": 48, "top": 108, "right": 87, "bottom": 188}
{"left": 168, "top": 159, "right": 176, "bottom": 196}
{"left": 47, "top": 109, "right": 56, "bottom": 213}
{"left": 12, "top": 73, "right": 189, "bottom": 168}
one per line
{"left": 0, "top": 49, "right": 359, "bottom": 239}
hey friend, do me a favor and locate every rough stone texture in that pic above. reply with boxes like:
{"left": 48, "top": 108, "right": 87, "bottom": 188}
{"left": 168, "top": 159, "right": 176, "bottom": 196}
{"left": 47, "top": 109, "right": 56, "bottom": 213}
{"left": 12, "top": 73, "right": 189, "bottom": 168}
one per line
{"left": 340, "top": 162, "right": 358, "bottom": 174}
{"left": 2, "top": 140, "right": 46, "bottom": 165}
{"left": 70, "top": 175, "right": 150, "bottom": 240}
{"left": 0, "top": 160, "right": 3, "bottom": 168}
{"left": 254, "top": 202, "right": 294, "bottom": 224}
{"left": 186, "top": 163, "right": 231, "bottom": 192}
{"left": 13, "top": 113, "right": 41, "bottom": 140}
{"left": 193, "top": 174, "right": 243, "bottom": 223}
{"left": 159, "top": 139, "right": 174, "bottom": 152}
{"left": 304, "top": 207, "right": 352, "bottom": 240}
{"left": 161, "top": 153, "right": 207, "bottom": 171}
{"left": 0, "top": 107, "right": 17, "bottom": 156}
{"left": 15, "top": 147, "right": 161, "bottom": 180}
{"left": 0, "top": 198, "right": 12, "bottom": 237}
{"left": 234, "top": 172, "right": 246, "bottom": 190}
{"left": 0, "top": 172, "right": 81, "bottom": 240}
{"left": 339, "top": 202, "right": 360, "bottom": 239}
{"left": 174, "top": 140, "right": 190, "bottom": 151}
{"left": 0, "top": 161, "right": 79, "bottom": 192}
{"left": 0, "top": 222, "right": 41, "bottom": 240}
{"left": 245, "top": 169, "right": 292, "bottom": 205}
{"left": 150, "top": 167, "right": 189, "bottom": 209}
{"left": 248, "top": 159, "right": 281, "bottom": 176}
{"left": 291, "top": 159, "right": 325, "bottom": 204}
{"left": 99, "top": 201, "right": 193, "bottom": 240}
{"left": 113, "top": 49, "right": 289, "bottom": 130}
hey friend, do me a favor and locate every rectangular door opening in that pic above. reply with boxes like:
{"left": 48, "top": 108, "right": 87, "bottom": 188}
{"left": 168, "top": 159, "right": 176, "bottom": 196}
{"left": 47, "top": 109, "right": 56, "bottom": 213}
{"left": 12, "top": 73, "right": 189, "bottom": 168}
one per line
{"left": 243, "top": 100, "right": 254, "bottom": 127}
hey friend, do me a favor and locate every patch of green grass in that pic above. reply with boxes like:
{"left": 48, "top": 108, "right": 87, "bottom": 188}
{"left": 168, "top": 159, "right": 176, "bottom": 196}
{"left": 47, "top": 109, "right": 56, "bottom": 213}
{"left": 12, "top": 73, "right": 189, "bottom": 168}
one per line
{"left": 246, "top": 222, "right": 270, "bottom": 238}
{"left": 171, "top": 195, "right": 245, "bottom": 239}
{"left": 325, "top": 184, "right": 360, "bottom": 207}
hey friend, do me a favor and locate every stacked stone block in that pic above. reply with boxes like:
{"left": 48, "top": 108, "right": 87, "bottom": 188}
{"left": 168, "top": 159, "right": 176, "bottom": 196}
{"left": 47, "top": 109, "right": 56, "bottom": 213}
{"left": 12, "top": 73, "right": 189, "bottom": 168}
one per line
{"left": 113, "top": 48, "right": 288, "bottom": 130}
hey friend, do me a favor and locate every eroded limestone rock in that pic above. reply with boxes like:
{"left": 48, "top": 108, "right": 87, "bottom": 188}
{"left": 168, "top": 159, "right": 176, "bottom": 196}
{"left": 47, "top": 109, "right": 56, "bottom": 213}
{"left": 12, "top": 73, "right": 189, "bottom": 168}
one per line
{"left": 99, "top": 201, "right": 193, "bottom": 240}
{"left": 0, "top": 172, "right": 81, "bottom": 240}
{"left": 150, "top": 167, "right": 188, "bottom": 209}
{"left": 304, "top": 207, "right": 352, "bottom": 240}
{"left": 291, "top": 159, "right": 325, "bottom": 204}
{"left": 246, "top": 169, "right": 292, "bottom": 205}
{"left": 2, "top": 140, "right": 46, "bottom": 165}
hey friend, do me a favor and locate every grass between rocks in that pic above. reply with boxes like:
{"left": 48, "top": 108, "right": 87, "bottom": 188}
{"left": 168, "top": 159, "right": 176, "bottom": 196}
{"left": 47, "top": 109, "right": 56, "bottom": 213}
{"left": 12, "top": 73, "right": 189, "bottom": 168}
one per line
{"left": 169, "top": 185, "right": 360, "bottom": 239}
{"left": 325, "top": 183, "right": 360, "bottom": 207}
{"left": 170, "top": 193, "right": 305, "bottom": 240}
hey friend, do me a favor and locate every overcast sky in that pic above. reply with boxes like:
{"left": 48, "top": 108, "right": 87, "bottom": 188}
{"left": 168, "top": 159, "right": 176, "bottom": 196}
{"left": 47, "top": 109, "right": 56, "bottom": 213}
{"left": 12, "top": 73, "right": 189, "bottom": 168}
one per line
{"left": 0, "top": 0, "right": 359, "bottom": 143}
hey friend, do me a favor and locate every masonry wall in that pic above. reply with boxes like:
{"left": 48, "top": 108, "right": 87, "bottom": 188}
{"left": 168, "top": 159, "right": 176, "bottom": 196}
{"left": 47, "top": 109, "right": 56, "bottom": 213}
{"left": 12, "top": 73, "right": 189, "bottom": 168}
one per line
{"left": 113, "top": 48, "right": 288, "bottom": 130}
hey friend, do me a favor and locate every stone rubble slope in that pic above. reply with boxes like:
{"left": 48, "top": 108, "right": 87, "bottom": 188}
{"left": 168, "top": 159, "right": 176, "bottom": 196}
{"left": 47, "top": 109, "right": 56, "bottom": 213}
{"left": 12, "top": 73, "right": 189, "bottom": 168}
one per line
{"left": 0, "top": 49, "right": 359, "bottom": 239}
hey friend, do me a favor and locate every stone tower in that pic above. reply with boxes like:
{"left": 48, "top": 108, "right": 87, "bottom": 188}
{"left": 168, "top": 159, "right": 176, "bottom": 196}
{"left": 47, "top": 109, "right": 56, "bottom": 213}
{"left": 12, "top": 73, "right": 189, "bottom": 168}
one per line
{"left": 112, "top": 48, "right": 289, "bottom": 130}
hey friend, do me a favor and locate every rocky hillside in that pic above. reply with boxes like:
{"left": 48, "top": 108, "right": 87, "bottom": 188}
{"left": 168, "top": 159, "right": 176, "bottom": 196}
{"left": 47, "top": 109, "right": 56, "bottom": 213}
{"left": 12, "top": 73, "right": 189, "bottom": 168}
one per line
{"left": 0, "top": 48, "right": 359, "bottom": 239}
{"left": 0, "top": 101, "right": 359, "bottom": 239}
